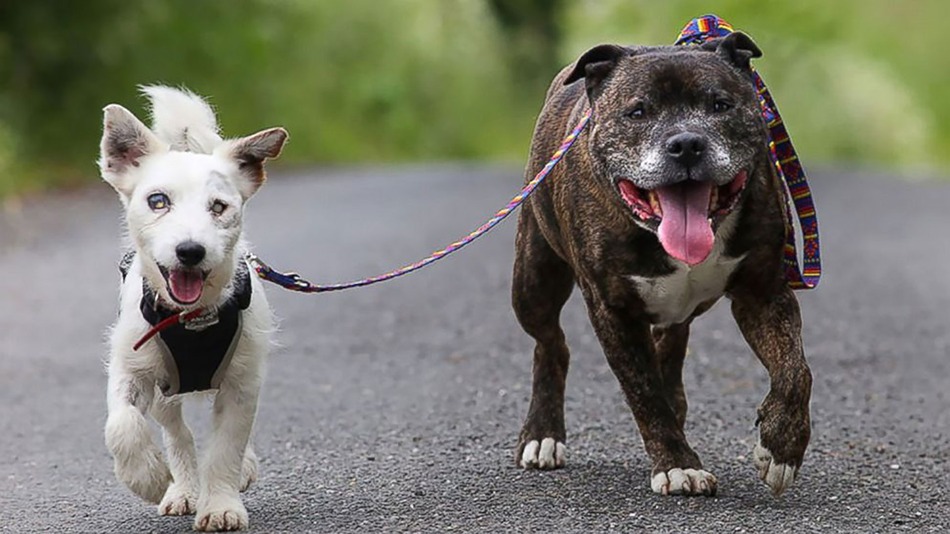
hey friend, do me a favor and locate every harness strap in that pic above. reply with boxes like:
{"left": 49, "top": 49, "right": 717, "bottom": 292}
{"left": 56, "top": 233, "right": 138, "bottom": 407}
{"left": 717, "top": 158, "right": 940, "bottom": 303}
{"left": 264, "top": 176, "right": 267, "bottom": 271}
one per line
{"left": 133, "top": 309, "right": 204, "bottom": 351}
{"left": 676, "top": 14, "right": 821, "bottom": 289}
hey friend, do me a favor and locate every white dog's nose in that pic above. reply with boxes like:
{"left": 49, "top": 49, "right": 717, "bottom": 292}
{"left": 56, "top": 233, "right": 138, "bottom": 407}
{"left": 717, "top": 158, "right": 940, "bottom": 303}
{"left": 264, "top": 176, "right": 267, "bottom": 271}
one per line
{"left": 175, "top": 241, "right": 206, "bottom": 267}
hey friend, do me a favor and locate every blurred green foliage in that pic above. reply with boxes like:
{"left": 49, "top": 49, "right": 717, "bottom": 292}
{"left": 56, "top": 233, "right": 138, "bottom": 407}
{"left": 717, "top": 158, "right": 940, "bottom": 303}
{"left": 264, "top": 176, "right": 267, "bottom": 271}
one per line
{"left": 563, "top": 0, "right": 949, "bottom": 176}
{"left": 0, "top": 0, "right": 946, "bottom": 197}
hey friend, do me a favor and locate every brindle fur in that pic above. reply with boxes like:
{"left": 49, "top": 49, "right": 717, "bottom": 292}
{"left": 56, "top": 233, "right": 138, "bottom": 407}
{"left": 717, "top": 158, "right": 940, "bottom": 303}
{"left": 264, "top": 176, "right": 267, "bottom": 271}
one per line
{"left": 512, "top": 33, "right": 812, "bottom": 491}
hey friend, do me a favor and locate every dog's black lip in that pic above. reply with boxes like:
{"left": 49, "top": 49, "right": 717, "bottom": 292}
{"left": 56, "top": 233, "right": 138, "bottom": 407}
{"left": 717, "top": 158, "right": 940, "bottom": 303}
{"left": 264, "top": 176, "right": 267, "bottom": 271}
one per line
{"left": 157, "top": 264, "right": 210, "bottom": 305}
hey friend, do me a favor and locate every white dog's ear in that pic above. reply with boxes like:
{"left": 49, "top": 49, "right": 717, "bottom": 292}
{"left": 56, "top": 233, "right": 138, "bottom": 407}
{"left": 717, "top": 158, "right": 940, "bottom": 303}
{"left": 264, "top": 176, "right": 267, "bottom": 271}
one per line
{"left": 219, "top": 127, "right": 288, "bottom": 199}
{"left": 99, "top": 104, "right": 166, "bottom": 196}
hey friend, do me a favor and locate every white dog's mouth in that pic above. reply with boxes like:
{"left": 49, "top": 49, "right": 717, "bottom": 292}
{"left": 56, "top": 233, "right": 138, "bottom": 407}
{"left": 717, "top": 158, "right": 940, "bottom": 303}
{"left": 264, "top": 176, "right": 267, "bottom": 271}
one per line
{"left": 159, "top": 265, "right": 209, "bottom": 305}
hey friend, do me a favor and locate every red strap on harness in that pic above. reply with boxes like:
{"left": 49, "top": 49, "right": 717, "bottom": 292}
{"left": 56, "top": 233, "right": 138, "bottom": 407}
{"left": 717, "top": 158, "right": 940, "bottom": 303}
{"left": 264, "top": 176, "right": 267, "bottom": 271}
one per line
{"left": 132, "top": 309, "right": 205, "bottom": 351}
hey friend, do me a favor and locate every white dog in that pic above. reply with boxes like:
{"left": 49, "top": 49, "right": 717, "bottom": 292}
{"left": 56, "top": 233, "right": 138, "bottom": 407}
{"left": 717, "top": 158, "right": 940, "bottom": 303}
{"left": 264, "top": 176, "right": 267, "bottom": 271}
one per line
{"left": 99, "top": 86, "right": 286, "bottom": 531}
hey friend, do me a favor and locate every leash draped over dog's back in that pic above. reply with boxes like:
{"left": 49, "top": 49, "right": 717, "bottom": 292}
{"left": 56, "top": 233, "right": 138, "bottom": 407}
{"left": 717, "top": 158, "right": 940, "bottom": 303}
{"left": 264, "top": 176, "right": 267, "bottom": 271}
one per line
{"left": 675, "top": 15, "right": 821, "bottom": 289}
{"left": 251, "top": 14, "right": 821, "bottom": 294}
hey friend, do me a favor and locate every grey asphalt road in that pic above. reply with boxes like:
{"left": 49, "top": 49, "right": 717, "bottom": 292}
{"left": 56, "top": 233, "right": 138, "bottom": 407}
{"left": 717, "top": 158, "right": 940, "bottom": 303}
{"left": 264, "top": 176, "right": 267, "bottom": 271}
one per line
{"left": 0, "top": 165, "right": 948, "bottom": 534}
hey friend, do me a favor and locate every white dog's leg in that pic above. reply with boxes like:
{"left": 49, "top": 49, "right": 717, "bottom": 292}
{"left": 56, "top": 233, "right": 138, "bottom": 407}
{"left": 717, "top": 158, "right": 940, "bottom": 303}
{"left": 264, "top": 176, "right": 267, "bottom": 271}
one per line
{"left": 194, "top": 377, "right": 260, "bottom": 532}
{"left": 104, "top": 362, "right": 171, "bottom": 504}
{"left": 151, "top": 397, "right": 199, "bottom": 515}
{"left": 240, "top": 445, "right": 258, "bottom": 493}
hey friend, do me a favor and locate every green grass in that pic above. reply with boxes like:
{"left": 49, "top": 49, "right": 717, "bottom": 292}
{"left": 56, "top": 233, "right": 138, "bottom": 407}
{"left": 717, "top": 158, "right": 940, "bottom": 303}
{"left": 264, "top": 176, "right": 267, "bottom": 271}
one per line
{"left": 0, "top": 0, "right": 946, "bottom": 198}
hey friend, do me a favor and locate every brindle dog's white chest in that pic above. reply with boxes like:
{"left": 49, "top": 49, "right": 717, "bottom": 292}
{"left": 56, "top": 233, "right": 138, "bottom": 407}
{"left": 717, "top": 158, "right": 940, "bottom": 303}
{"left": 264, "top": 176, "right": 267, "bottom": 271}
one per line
{"left": 629, "top": 244, "right": 744, "bottom": 326}
{"left": 628, "top": 209, "right": 746, "bottom": 325}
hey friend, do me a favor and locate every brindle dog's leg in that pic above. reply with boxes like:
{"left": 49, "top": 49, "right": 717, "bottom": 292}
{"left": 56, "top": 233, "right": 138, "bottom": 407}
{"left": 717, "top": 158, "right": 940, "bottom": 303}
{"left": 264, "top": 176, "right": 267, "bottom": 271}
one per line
{"left": 512, "top": 210, "right": 575, "bottom": 469}
{"left": 653, "top": 323, "right": 690, "bottom": 430}
{"left": 732, "top": 286, "right": 812, "bottom": 496}
{"left": 585, "top": 295, "right": 716, "bottom": 496}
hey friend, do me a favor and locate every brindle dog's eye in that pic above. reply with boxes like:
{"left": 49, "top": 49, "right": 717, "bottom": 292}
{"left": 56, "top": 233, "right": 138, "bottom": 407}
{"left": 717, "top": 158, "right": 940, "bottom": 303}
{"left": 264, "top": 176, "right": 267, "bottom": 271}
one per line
{"left": 713, "top": 99, "right": 733, "bottom": 113}
{"left": 625, "top": 103, "right": 646, "bottom": 120}
{"left": 210, "top": 200, "right": 228, "bottom": 215}
{"left": 147, "top": 193, "right": 170, "bottom": 211}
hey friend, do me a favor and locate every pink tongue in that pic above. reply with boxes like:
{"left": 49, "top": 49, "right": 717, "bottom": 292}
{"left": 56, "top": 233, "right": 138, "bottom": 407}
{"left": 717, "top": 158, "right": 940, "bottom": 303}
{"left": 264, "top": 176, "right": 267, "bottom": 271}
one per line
{"left": 656, "top": 182, "right": 714, "bottom": 266}
{"left": 169, "top": 269, "right": 204, "bottom": 304}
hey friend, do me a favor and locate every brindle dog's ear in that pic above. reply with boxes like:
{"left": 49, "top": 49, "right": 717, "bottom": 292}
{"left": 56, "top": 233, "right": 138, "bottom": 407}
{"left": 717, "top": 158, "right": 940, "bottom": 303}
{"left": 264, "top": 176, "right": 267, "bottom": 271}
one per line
{"left": 564, "top": 44, "right": 631, "bottom": 98}
{"left": 701, "top": 32, "right": 762, "bottom": 71}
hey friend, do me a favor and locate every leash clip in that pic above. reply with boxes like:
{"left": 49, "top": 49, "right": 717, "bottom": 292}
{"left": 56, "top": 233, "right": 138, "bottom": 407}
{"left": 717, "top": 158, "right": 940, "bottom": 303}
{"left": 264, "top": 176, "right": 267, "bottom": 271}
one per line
{"left": 245, "top": 252, "right": 266, "bottom": 274}
{"left": 246, "top": 252, "right": 314, "bottom": 290}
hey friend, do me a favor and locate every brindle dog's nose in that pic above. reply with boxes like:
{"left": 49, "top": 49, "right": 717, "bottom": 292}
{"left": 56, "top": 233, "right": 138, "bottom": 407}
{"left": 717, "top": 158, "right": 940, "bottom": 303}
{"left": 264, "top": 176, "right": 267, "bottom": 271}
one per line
{"left": 176, "top": 240, "right": 206, "bottom": 267}
{"left": 665, "top": 132, "right": 707, "bottom": 168}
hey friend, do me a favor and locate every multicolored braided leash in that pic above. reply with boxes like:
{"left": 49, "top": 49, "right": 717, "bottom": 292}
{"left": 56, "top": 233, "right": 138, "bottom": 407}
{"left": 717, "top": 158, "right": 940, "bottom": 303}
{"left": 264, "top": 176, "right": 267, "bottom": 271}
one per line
{"left": 249, "top": 14, "right": 821, "bottom": 293}
{"left": 246, "top": 109, "right": 592, "bottom": 293}
{"left": 676, "top": 14, "right": 821, "bottom": 289}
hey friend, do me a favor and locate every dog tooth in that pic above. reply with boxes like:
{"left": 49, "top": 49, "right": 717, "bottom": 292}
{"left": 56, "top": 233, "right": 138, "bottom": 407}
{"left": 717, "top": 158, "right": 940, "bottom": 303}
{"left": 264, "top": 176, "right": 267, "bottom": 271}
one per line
{"left": 648, "top": 191, "right": 662, "bottom": 216}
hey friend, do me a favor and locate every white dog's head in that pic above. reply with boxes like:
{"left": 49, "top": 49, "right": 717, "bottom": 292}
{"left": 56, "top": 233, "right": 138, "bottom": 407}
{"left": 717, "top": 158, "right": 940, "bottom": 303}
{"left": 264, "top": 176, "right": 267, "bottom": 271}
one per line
{"left": 99, "top": 86, "right": 287, "bottom": 310}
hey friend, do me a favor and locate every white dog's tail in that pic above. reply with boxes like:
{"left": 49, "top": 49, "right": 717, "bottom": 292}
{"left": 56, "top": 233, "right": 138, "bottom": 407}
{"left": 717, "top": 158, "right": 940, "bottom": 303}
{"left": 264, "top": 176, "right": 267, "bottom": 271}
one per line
{"left": 140, "top": 85, "right": 222, "bottom": 154}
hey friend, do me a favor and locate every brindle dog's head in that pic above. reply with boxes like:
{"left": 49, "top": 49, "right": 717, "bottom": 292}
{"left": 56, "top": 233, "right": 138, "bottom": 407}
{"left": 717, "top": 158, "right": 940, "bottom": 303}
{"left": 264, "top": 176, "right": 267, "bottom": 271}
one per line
{"left": 566, "top": 33, "right": 769, "bottom": 265}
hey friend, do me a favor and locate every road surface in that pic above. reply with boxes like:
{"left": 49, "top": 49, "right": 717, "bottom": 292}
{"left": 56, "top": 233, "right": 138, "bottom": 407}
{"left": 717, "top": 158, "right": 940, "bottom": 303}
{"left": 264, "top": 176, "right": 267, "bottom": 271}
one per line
{"left": 0, "top": 165, "right": 947, "bottom": 533}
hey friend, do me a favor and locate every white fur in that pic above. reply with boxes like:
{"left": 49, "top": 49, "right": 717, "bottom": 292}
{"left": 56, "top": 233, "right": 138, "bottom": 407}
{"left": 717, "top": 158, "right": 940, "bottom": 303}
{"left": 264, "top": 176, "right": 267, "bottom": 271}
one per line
{"left": 711, "top": 142, "right": 732, "bottom": 169}
{"left": 628, "top": 210, "right": 744, "bottom": 326}
{"left": 638, "top": 146, "right": 663, "bottom": 175}
{"left": 100, "top": 86, "right": 286, "bottom": 531}
{"left": 520, "top": 438, "right": 566, "bottom": 469}
{"left": 753, "top": 443, "right": 798, "bottom": 496}
{"left": 141, "top": 85, "right": 222, "bottom": 153}
{"left": 651, "top": 468, "right": 717, "bottom": 496}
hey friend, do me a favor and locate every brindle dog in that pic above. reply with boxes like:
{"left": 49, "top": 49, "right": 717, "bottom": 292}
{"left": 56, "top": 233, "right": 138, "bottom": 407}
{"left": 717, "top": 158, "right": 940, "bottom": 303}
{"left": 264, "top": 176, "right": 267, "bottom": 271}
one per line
{"left": 511, "top": 33, "right": 812, "bottom": 496}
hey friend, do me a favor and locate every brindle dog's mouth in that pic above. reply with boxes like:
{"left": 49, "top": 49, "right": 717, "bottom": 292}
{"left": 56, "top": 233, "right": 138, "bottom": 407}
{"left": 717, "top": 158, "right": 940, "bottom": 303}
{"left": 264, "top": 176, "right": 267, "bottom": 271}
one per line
{"left": 617, "top": 170, "right": 748, "bottom": 265}
{"left": 158, "top": 265, "right": 209, "bottom": 305}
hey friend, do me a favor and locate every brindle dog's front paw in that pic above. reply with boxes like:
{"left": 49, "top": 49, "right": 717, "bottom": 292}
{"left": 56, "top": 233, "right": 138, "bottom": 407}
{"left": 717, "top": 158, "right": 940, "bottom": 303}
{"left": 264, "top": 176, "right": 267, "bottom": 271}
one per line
{"left": 754, "top": 392, "right": 810, "bottom": 496}
{"left": 753, "top": 443, "right": 797, "bottom": 496}
{"left": 651, "top": 468, "right": 717, "bottom": 496}
{"left": 517, "top": 437, "right": 566, "bottom": 469}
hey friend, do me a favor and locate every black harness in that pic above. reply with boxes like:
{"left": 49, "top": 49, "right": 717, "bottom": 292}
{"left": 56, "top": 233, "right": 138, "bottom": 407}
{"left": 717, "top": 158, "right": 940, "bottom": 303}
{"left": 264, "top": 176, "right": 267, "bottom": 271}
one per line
{"left": 120, "top": 252, "right": 252, "bottom": 396}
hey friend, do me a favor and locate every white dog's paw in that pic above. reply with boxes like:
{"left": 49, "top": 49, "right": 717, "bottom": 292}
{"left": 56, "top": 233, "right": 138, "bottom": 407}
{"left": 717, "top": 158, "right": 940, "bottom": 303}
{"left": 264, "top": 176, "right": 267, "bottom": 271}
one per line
{"left": 105, "top": 408, "right": 172, "bottom": 503}
{"left": 519, "top": 437, "right": 566, "bottom": 469}
{"left": 195, "top": 496, "right": 248, "bottom": 532}
{"left": 651, "top": 468, "right": 717, "bottom": 496}
{"left": 240, "top": 449, "right": 258, "bottom": 493}
{"left": 113, "top": 450, "right": 172, "bottom": 504}
{"left": 158, "top": 482, "right": 196, "bottom": 516}
{"left": 753, "top": 443, "right": 797, "bottom": 496}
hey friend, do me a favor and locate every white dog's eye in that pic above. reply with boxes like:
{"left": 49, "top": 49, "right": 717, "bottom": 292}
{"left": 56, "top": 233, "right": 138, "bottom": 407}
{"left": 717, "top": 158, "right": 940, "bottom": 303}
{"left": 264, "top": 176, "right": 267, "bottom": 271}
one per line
{"left": 210, "top": 200, "right": 228, "bottom": 215}
{"left": 147, "top": 193, "right": 170, "bottom": 211}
